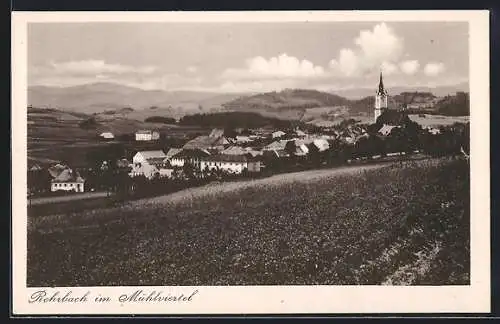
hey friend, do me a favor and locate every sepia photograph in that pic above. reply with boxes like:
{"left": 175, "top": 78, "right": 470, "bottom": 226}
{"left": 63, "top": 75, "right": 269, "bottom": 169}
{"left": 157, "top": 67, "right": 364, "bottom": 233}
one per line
{"left": 12, "top": 10, "right": 490, "bottom": 315}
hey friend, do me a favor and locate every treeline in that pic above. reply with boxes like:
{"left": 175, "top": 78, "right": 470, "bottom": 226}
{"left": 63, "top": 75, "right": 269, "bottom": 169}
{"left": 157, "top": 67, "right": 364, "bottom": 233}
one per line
{"left": 435, "top": 92, "right": 469, "bottom": 116}
{"left": 178, "top": 112, "right": 299, "bottom": 129}
{"left": 144, "top": 116, "right": 177, "bottom": 124}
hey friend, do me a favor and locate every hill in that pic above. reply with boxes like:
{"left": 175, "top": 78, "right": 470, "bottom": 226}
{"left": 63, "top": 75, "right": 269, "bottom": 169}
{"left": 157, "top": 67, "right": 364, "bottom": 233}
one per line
{"left": 28, "top": 82, "right": 470, "bottom": 125}
{"left": 28, "top": 82, "right": 247, "bottom": 116}
{"left": 222, "top": 88, "right": 350, "bottom": 111}
{"left": 332, "top": 82, "right": 469, "bottom": 99}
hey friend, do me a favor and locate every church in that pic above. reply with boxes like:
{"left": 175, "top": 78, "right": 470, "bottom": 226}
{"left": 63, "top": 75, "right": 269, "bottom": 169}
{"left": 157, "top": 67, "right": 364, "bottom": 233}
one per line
{"left": 374, "top": 72, "right": 389, "bottom": 123}
{"left": 372, "top": 72, "right": 412, "bottom": 127}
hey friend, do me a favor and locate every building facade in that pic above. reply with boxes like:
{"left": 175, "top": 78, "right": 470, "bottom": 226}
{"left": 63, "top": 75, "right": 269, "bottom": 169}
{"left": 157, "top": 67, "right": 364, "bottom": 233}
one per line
{"left": 135, "top": 130, "right": 160, "bottom": 141}
{"left": 200, "top": 154, "right": 261, "bottom": 174}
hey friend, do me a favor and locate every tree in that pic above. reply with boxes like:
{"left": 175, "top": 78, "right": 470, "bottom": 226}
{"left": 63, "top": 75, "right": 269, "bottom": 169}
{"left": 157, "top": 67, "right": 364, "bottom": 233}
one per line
{"left": 284, "top": 141, "right": 296, "bottom": 157}
{"left": 79, "top": 116, "right": 99, "bottom": 129}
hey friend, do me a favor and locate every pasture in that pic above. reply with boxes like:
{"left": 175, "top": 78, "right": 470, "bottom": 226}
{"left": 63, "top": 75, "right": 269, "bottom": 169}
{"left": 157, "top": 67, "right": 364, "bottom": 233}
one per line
{"left": 27, "top": 157, "right": 469, "bottom": 286}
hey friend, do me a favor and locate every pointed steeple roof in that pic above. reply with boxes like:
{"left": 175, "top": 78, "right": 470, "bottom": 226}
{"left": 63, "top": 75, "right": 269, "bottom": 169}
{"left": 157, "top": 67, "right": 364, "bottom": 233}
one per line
{"left": 377, "top": 71, "right": 386, "bottom": 95}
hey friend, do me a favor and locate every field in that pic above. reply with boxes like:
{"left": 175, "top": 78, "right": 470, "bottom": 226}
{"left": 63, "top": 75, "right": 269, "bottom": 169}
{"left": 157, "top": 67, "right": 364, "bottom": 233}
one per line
{"left": 27, "top": 107, "right": 207, "bottom": 166}
{"left": 408, "top": 114, "right": 469, "bottom": 127}
{"left": 27, "top": 157, "right": 469, "bottom": 286}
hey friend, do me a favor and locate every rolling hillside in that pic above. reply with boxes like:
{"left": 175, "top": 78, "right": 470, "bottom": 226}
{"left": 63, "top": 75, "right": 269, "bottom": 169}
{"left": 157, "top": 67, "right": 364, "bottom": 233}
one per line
{"left": 28, "top": 82, "right": 470, "bottom": 125}
{"left": 28, "top": 82, "right": 247, "bottom": 116}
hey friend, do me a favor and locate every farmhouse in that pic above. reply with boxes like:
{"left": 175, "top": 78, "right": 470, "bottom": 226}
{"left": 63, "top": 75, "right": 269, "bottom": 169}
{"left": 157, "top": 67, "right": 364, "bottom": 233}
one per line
{"left": 135, "top": 130, "right": 160, "bottom": 141}
{"left": 50, "top": 169, "right": 85, "bottom": 192}
{"left": 99, "top": 132, "right": 115, "bottom": 140}
{"left": 168, "top": 149, "right": 211, "bottom": 168}
{"left": 133, "top": 150, "right": 167, "bottom": 164}
{"left": 48, "top": 163, "right": 69, "bottom": 179}
{"left": 272, "top": 130, "right": 286, "bottom": 139}
{"left": 129, "top": 150, "right": 171, "bottom": 179}
{"left": 200, "top": 154, "right": 261, "bottom": 174}
{"left": 312, "top": 139, "right": 330, "bottom": 152}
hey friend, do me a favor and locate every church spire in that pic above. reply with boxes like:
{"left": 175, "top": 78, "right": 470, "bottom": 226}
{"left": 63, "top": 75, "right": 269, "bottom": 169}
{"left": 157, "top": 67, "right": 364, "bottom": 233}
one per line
{"left": 378, "top": 71, "right": 386, "bottom": 95}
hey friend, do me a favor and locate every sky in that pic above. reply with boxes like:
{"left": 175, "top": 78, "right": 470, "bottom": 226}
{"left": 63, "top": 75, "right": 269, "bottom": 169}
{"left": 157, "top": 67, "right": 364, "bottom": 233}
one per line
{"left": 28, "top": 21, "right": 469, "bottom": 92}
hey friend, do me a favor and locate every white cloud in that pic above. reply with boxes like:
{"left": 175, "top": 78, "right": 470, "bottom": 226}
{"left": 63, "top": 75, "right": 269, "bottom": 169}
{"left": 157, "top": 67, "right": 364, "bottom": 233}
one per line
{"left": 186, "top": 66, "right": 198, "bottom": 73}
{"left": 49, "top": 60, "right": 157, "bottom": 76}
{"left": 399, "top": 60, "right": 420, "bottom": 75}
{"left": 354, "top": 23, "right": 404, "bottom": 65}
{"left": 329, "top": 23, "right": 404, "bottom": 77}
{"left": 424, "top": 62, "right": 445, "bottom": 76}
{"left": 222, "top": 53, "right": 325, "bottom": 80}
{"left": 381, "top": 61, "right": 399, "bottom": 75}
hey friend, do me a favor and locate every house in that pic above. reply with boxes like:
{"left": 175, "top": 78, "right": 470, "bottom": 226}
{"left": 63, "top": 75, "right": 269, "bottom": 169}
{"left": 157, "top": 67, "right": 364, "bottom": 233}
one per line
{"left": 312, "top": 139, "right": 330, "bottom": 152}
{"left": 426, "top": 127, "right": 441, "bottom": 135}
{"left": 47, "top": 163, "right": 70, "bottom": 179}
{"left": 165, "top": 148, "right": 182, "bottom": 160}
{"left": 99, "top": 132, "right": 115, "bottom": 140}
{"left": 135, "top": 130, "right": 160, "bottom": 141}
{"left": 168, "top": 149, "right": 211, "bottom": 168}
{"left": 200, "top": 154, "right": 261, "bottom": 174}
{"left": 235, "top": 135, "right": 252, "bottom": 144}
{"left": 209, "top": 128, "right": 225, "bottom": 138}
{"left": 264, "top": 139, "right": 290, "bottom": 151}
{"left": 130, "top": 150, "right": 169, "bottom": 179}
{"left": 272, "top": 130, "right": 286, "bottom": 139}
{"left": 51, "top": 168, "right": 85, "bottom": 192}
{"left": 133, "top": 150, "right": 167, "bottom": 164}
{"left": 182, "top": 135, "right": 230, "bottom": 151}
{"left": 378, "top": 124, "right": 400, "bottom": 136}
{"left": 129, "top": 162, "right": 160, "bottom": 179}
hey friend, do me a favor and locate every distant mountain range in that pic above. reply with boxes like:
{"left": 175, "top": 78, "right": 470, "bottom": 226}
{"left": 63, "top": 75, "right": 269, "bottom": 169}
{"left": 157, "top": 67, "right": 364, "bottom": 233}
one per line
{"left": 28, "top": 82, "right": 249, "bottom": 116}
{"left": 28, "top": 81, "right": 469, "bottom": 121}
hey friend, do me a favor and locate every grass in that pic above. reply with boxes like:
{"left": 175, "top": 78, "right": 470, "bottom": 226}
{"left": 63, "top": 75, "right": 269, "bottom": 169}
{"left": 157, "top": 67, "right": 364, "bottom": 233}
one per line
{"left": 27, "top": 157, "right": 469, "bottom": 286}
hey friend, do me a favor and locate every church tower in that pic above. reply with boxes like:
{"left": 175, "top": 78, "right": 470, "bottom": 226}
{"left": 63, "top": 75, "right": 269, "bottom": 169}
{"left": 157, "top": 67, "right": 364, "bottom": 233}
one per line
{"left": 374, "top": 72, "right": 388, "bottom": 123}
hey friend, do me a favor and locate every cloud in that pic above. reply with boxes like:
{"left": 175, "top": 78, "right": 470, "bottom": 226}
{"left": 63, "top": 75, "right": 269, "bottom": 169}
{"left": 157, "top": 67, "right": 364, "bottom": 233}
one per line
{"left": 424, "top": 62, "right": 445, "bottom": 76}
{"left": 381, "top": 61, "right": 399, "bottom": 75}
{"left": 354, "top": 23, "right": 404, "bottom": 65}
{"left": 186, "top": 66, "right": 198, "bottom": 73}
{"left": 48, "top": 60, "right": 157, "bottom": 76}
{"left": 329, "top": 23, "right": 404, "bottom": 77}
{"left": 222, "top": 53, "right": 325, "bottom": 80}
{"left": 399, "top": 60, "right": 420, "bottom": 75}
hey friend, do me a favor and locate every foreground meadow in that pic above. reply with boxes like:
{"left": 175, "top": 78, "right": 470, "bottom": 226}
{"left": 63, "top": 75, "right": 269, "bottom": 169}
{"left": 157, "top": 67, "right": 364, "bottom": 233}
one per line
{"left": 27, "top": 157, "right": 469, "bottom": 286}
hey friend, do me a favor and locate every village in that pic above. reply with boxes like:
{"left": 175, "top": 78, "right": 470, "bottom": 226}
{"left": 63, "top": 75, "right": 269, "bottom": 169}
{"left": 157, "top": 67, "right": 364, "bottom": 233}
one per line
{"left": 28, "top": 112, "right": 467, "bottom": 200}
{"left": 27, "top": 74, "right": 469, "bottom": 202}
